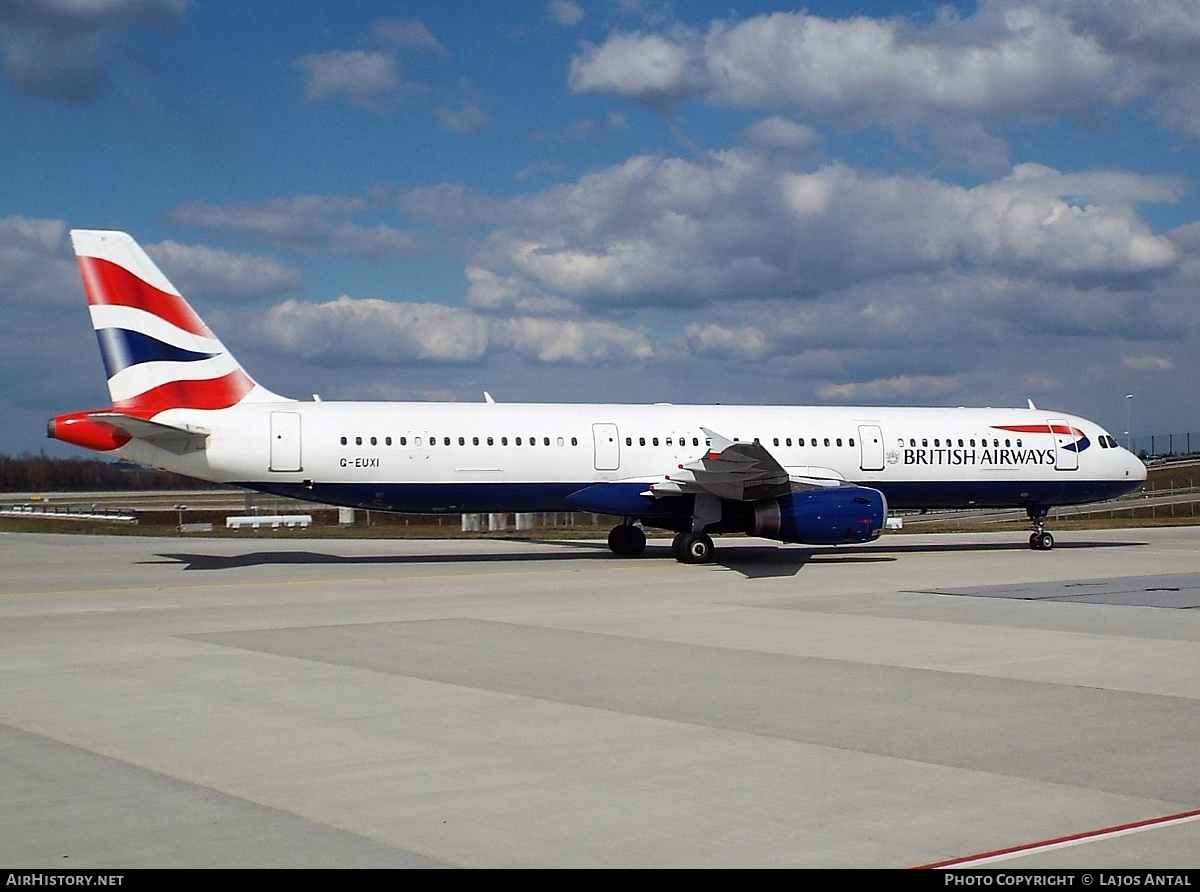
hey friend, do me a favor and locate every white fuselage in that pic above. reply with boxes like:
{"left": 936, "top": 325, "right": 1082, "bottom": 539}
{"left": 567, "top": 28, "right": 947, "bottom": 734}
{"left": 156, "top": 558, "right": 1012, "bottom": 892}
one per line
{"left": 114, "top": 401, "right": 1145, "bottom": 515}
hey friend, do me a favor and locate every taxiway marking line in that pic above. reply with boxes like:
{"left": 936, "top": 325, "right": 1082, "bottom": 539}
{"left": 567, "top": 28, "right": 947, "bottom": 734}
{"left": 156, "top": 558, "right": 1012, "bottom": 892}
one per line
{"left": 914, "top": 807, "right": 1200, "bottom": 868}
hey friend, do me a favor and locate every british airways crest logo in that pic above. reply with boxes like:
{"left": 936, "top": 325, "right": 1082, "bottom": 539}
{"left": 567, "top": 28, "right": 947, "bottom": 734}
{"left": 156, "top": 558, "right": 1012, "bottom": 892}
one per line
{"left": 992, "top": 424, "right": 1091, "bottom": 453}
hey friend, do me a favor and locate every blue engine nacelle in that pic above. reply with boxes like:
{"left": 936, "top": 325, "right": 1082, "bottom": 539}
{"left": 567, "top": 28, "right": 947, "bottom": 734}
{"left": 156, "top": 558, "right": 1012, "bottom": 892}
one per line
{"left": 750, "top": 486, "right": 886, "bottom": 545}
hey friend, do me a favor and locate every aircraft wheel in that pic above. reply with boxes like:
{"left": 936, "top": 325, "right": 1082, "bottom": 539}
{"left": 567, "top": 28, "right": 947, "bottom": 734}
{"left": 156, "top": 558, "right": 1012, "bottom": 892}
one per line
{"left": 671, "top": 532, "right": 687, "bottom": 561}
{"left": 676, "top": 532, "right": 714, "bottom": 564}
{"left": 607, "top": 524, "right": 646, "bottom": 556}
{"left": 1029, "top": 532, "right": 1039, "bottom": 550}
{"left": 1035, "top": 531, "right": 1054, "bottom": 551}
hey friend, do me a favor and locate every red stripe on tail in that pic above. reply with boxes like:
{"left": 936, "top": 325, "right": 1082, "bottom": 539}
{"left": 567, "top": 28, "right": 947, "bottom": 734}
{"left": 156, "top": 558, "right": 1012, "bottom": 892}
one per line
{"left": 77, "top": 256, "right": 212, "bottom": 338}
{"left": 113, "top": 369, "right": 255, "bottom": 413}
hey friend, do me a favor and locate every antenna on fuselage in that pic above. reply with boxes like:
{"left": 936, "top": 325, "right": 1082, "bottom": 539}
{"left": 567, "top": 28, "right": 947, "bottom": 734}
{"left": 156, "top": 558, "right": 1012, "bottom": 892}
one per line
{"left": 484, "top": 392, "right": 496, "bottom": 404}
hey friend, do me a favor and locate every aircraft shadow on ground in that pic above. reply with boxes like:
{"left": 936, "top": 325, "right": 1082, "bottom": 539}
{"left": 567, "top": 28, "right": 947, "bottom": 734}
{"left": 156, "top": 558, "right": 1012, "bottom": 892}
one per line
{"left": 149, "top": 536, "right": 1142, "bottom": 577}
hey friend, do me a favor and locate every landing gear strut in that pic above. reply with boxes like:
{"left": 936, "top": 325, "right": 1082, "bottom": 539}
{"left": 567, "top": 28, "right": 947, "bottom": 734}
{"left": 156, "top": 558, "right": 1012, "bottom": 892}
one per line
{"left": 1027, "top": 507, "right": 1054, "bottom": 551}
{"left": 607, "top": 522, "right": 646, "bottom": 556}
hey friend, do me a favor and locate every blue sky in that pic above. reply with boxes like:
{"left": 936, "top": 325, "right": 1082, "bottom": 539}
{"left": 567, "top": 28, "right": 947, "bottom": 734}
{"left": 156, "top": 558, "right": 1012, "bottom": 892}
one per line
{"left": 2, "top": 0, "right": 1199, "bottom": 456}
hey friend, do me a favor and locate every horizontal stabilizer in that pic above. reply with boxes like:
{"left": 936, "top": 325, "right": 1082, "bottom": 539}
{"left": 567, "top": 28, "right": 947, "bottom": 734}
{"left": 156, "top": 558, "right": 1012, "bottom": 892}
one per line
{"left": 49, "top": 410, "right": 209, "bottom": 455}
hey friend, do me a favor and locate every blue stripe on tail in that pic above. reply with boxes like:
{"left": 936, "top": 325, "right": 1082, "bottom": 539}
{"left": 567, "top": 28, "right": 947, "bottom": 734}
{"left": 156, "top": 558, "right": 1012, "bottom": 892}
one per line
{"left": 95, "top": 328, "right": 217, "bottom": 378}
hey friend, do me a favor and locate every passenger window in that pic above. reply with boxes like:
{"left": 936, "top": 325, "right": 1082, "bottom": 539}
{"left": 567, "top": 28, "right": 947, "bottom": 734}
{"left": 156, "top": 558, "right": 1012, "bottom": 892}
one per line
{"left": 501, "top": 437, "right": 508, "bottom": 446}
{"left": 626, "top": 437, "right": 632, "bottom": 446}
{"left": 340, "top": 437, "right": 347, "bottom": 445}
{"left": 639, "top": 437, "right": 646, "bottom": 446}
{"left": 544, "top": 437, "right": 550, "bottom": 446}
{"left": 487, "top": 436, "right": 493, "bottom": 445}
{"left": 370, "top": 436, "right": 377, "bottom": 446}
{"left": 557, "top": 437, "right": 564, "bottom": 446}
{"left": 472, "top": 437, "right": 479, "bottom": 445}
{"left": 572, "top": 437, "right": 578, "bottom": 446}
{"left": 515, "top": 437, "right": 522, "bottom": 446}
{"left": 824, "top": 438, "right": 830, "bottom": 447}
{"left": 849, "top": 438, "right": 854, "bottom": 447}
{"left": 385, "top": 436, "right": 392, "bottom": 446}
{"left": 355, "top": 436, "right": 362, "bottom": 446}
{"left": 653, "top": 437, "right": 659, "bottom": 446}
{"left": 786, "top": 438, "right": 792, "bottom": 446}
{"left": 836, "top": 438, "right": 842, "bottom": 447}
{"left": 400, "top": 436, "right": 407, "bottom": 446}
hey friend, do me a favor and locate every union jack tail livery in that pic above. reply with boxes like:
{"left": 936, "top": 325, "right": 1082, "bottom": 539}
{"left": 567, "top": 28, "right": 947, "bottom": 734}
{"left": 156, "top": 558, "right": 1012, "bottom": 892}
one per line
{"left": 48, "top": 230, "right": 289, "bottom": 454}
{"left": 71, "top": 230, "right": 285, "bottom": 411}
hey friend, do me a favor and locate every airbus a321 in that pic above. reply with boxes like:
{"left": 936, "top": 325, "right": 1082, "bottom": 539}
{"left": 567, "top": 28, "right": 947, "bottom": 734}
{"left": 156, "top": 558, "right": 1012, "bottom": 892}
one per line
{"left": 48, "top": 230, "right": 1147, "bottom": 562}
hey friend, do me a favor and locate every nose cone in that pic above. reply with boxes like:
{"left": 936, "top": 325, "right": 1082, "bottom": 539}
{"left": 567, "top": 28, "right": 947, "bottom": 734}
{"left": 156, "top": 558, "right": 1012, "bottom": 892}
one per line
{"left": 1126, "top": 450, "right": 1148, "bottom": 486}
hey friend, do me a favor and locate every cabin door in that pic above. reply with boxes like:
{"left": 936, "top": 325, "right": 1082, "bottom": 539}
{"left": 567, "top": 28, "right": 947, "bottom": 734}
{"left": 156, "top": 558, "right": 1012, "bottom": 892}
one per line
{"left": 1049, "top": 418, "right": 1079, "bottom": 471}
{"left": 857, "top": 424, "right": 885, "bottom": 472}
{"left": 592, "top": 423, "right": 620, "bottom": 471}
{"left": 269, "top": 411, "right": 302, "bottom": 472}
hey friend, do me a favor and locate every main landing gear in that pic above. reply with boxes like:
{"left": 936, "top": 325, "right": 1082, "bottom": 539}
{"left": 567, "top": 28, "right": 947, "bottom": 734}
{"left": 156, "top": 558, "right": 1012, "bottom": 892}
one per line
{"left": 672, "top": 531, "right": 714, "bottom": 564}
{"left": 1027, "top": 506, "right": 1054, "bottom": 551}
{"left": 605, "top": 523, "right": 716, "bottom": 563}
{"left": 607, "top": 522, "right": 646, "bottom": 556}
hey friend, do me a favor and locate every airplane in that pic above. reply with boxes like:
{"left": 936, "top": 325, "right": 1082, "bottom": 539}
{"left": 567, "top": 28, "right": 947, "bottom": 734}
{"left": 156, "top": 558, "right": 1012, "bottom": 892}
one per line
{"left": 48, "top": 230, "right": 1147, "bottom": 563}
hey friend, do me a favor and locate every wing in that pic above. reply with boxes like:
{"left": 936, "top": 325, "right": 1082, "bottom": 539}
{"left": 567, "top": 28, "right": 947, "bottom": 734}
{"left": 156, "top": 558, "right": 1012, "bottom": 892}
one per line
{"left": 645, "top": 427, "right": 846, "bottom": 502}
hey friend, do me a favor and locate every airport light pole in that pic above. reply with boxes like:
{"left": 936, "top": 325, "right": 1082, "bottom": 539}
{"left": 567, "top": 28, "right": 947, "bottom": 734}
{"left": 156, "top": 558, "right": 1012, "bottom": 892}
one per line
{"left": 1125, "top": 394, "right": 1133, "bottom": 451}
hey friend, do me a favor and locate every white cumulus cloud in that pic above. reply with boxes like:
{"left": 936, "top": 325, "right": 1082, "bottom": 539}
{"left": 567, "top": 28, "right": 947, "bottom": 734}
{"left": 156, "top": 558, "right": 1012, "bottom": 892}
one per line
{"left": 144, "top": 241, "right": 303, "bottom": 301}
{"left": 568, "top": 2, "right": 1200, "bottom": 138}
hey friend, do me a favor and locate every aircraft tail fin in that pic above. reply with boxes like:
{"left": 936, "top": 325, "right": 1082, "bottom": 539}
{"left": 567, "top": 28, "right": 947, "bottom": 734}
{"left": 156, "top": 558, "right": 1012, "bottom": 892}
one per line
{"left": 69, "top": 229, "right": 288, "bottom": 413}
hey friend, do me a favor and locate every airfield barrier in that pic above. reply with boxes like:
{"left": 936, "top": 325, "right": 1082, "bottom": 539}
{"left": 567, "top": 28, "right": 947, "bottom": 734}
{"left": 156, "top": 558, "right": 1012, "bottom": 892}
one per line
{"left": 1128, "top": 430, "right": 1200, "bottom": 462}
{"left": 0, "top": 504, "right": 137, "bottom": 523}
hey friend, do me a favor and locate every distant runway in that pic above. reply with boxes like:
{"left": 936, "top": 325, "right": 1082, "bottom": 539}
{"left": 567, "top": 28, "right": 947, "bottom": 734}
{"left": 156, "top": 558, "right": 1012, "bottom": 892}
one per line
{"left": 1, "top": 527, "right": 1199, "bottom": 868}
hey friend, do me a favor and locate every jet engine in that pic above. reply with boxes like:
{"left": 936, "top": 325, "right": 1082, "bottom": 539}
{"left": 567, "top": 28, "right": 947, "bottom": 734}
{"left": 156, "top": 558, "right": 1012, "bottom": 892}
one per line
{"left": 749, "top": 486, "right": 886, "bottom": 545}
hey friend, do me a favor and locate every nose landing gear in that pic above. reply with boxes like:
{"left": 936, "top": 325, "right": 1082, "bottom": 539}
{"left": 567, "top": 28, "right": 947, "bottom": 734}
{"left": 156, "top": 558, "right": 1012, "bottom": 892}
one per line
{"left": 1027, "top": 506, "right": 1054, "bottom": 550}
